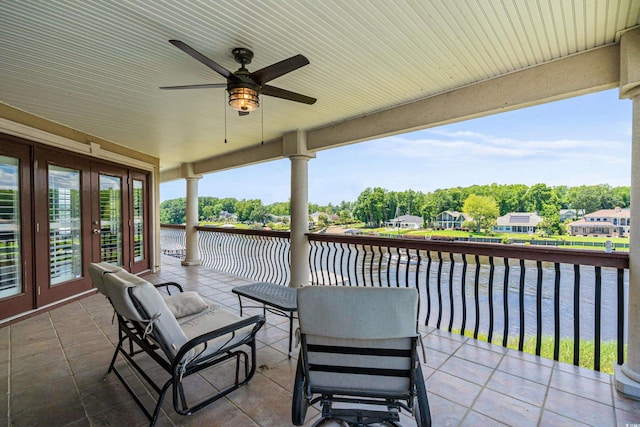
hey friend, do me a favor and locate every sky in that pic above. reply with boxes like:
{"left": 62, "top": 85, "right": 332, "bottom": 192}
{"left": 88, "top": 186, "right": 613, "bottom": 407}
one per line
{"left": 160, "top": 89, "right": 633, "bottom": 206}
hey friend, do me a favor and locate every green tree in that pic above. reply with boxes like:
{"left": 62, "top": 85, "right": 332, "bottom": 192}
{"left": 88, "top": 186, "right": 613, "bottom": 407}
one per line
{"left": 235, "top": 199, "right": 263, "bottom": 222}
{"left": 160, "top": 198, "right": 186, "bottom": 224}
{"left": 250, "top": 204, "right": 270, "bottom": 224}
{"left": 353, "top": 187, "right": 388, "bottom": 227}
{"left": 462, "top": 194, "right": 499, "bottom": 233}
{"left": 524, "top": 183, "right": 559, "bottom": 213}
{"left": 540, "top": 204, "right": 563, "bottom": 235}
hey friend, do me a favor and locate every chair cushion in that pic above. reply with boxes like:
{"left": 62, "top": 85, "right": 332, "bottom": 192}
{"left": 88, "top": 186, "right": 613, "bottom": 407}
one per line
{"left": 88, "top": 262, "right": 123, "bottom": 297}
{"left": 297, "top": 286, "right": 419, "bottom": 339}
{"left": 103, "top": 272, "right": 188, "bottom": 358}
{"left": 180, "top": 309, "right": 257, "bottom": 363}
{"left": 165, "top": 291, "right": 210, "bottom": 319}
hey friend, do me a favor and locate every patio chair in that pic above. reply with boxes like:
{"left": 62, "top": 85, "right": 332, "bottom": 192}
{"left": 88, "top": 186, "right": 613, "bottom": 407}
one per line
{"left": 88, "top": 262, "right": 265, "bottom": 426}
{"left": 292, "top": 286, "right": 431, "bottom": 427}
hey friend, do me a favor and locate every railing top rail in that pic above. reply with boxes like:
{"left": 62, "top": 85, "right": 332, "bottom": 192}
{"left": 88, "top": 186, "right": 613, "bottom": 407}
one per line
{"left": 160, "top": 224, "right": 186, "bottom": 229}
{"left": 307, "top": 233, "right": 629, "bottom": 269}
{"left": 195, "top": 225, "right": 291, "bottom": 239}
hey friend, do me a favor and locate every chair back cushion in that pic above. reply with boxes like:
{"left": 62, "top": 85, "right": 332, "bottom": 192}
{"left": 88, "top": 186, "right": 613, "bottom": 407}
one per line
{"left": 297, "top": 286, "right": 419, "bottom": 396}
{"left": 297, "top": 286, "right": 418, "bottom": 339}
{"left": 88, "top": 262, "right": 123, "bottom": 296}
{"left": 103, "top": 271, "right": 188, "bottom": 358}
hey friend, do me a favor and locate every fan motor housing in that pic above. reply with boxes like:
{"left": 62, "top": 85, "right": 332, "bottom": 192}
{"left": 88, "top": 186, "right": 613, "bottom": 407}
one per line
{"left": 232, "top": 48, "right": 254, "bottom": 66}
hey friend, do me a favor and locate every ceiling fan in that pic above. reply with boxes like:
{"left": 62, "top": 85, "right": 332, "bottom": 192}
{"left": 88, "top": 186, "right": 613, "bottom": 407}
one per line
{"left": 160, "top": 40, "right": 316, "bottom": 116}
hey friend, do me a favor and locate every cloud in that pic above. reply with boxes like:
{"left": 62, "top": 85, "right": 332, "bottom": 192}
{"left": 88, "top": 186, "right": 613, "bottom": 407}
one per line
{"left": 364, "top": 130, "right": 629, "bottom": 164}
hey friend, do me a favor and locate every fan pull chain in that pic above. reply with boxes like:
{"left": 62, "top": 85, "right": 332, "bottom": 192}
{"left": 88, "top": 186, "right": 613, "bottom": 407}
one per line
{"left": 261, "top": 96, "right": 264, "bottom": 145}
{"left": 224, "top": 95, "right": 228, "bottom": 144}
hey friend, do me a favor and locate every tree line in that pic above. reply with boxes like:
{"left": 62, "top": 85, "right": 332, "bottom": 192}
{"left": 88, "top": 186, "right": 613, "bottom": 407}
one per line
{"left": 160, "top": 184, "right": 630, "bottom": 231}
{"left": 160, "top": 196, "right": 353, "bottom": 225}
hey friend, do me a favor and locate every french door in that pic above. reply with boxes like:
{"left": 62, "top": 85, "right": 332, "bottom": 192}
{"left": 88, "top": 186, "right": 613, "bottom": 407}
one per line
{"left": 0, "top": 142, "right": 33, "bottom": 318}
{"left": 0, "top": 136, "right": 150, "bottom": 318}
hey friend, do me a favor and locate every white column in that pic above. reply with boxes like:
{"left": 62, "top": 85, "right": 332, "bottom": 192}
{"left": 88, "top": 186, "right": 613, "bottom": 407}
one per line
{"left": 615, "top": 28, "right": 640, "bottom": 398}
{"left": 284, "top": 131, "right": 315, "bottom": 288}
{"left": 182, "top": 164, "right": 202, "bottom": 266}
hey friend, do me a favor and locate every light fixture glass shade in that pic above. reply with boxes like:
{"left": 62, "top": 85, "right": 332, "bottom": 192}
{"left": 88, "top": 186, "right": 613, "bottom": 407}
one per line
{"left": 228, "top": 87, "right": 259, "bottom": 112}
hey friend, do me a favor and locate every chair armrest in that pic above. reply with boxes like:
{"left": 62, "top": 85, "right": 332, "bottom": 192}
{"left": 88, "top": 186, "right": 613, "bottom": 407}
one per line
{"left": 154, "top": 281, "right": 184, "bottom": 295}
{"left": 173, "top": 314, "right": 265, "bottom": 367}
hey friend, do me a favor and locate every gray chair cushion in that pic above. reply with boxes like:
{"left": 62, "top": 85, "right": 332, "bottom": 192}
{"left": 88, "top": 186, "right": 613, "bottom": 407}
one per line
{"left": 103, "top": 272, "right": 188, "bottom": 358}
{"left": 180, "top": 309, "right": 257, "bottom": 363}
{"left": 87, "top": 262, "right": 123, "bottom": 296}
{"left": 297, "top": 286, "right": 419, "bottom": 396}
{"left": 297, "top": 286, "right": 419, "bottom": 339}
{"left": 165, "top": 291, "right": 210, "bottom": 318}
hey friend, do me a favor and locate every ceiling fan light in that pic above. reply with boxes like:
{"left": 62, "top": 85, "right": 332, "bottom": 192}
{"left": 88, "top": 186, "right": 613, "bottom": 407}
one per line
{"left": 228, "top": 87, "right": 259, "bottom": 112}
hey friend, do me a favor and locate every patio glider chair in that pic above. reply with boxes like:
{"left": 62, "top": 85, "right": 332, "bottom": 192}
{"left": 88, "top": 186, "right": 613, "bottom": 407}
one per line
{"left": 88, "top": 262, "right": 265, "bottom": 426}
{"left": 292, "top": 286, "right": 431, "bottom": 427}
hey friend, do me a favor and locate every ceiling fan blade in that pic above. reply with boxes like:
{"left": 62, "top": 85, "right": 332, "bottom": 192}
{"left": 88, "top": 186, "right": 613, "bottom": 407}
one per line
{"left": 169, "top": 40, "right": 238, "bottom": 81}
{"left": 251, "top": 54, "right": 309, "bottom": 84}
{"left": 262, "top": 85, "right": 317, "bottom": 105}
{"left": 238, "top": 111, "right": 250, "bottom": 116}
{"left": 159, "top": 83, "right": 227, "bottom": 90}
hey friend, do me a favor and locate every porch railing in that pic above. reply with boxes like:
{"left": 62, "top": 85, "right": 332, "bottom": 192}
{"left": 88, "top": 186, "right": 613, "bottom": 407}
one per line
{"left": 160, "top": 225, "right": 291, "bottom": 286}
{"left": 308, "top": 233, "right": 628, "bottom": 372}
{"left": 160, "top": 225, "right": 628, "bottom": 371}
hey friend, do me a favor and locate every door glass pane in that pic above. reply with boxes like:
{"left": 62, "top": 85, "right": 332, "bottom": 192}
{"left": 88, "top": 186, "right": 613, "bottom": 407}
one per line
{"left": 133, "top": 179, "right": 144, "bottom": 262}
{"left": 0, "top": 156, "right": 22, "bottom": 298}
{"left": 100, "top": 174, "right": 122, "bottom": 265}
{"left": 49, "top": 165, "right": 82, "bottom": 285}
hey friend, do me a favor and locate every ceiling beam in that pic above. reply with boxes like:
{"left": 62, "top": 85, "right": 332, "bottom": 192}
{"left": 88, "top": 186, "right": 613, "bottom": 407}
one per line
{"left": 307, "top": 44, "right": 620, "bottom": 151}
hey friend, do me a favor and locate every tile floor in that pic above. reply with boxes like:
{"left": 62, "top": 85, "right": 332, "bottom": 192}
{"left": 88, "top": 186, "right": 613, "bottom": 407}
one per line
{"left": 1, "top": 256, "right": 639, "bottom": 426}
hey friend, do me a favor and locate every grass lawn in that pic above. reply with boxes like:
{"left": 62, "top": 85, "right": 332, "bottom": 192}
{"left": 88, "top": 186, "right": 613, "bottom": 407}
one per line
{"left": 453, "top": 329, "right": 623, "bottom": 374}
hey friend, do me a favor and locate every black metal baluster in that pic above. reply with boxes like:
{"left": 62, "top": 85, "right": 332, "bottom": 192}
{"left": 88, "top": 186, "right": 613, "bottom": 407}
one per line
{"left": 360, "top": 244, "right": 367, "bottom": 286}
{"left": 618, "top": 268, "right": 625, "bottom": 365}
{"left": 377, "top": 245, "right": 384, "bottom": 286}
{"left": 460, "top": 254, "right": 468, "bottom": 337}
{"left": 403, "top": 248, "right": 411, "bottom": 288}
{"left": 413, "top": 249, "right": 420, "bottom": 290}
{"left": 573, "top": 264, "right": 580, "bottom": 366}
{"left": 488, "top": 256, "right": 495, "bottom": 343}
{"left": 448, "top": 252, "right": 455, "bottom": 332}
{"left": 519, "top": 259, "right": 526, "bottom": 352}
{"left": 553, "top": 262, "right": 561, "bottom": 361}
{"left": 369, "top": 245, "right": 375, "bottom": 286}
{"left": 338, "top": 242, "right": 346, "bottom": 286}
{"left": 473, "top": 255, "right": 481, "bottom": 340}
{"left": 354, "top": 245, "right": 361, "bottom": 287}
{"left": 436, "top": 252, "right": 444, "bottom": 329}
{"left": 425, "top": 251, "right": 432, "bottom": 326}
{"left": 395, "top": 246, "right": 401, "bottom": 288}
{"left": 594, "top": 266, "right": 602, "bottom": 371}
{"left": 536, "top": 260, "right": 543, "bottom": 356}
{"left": 386, "top": 247, "right": 391, "bottom": 287}
{"left": 502, "top": 258, "right": 510, "bottom": 348}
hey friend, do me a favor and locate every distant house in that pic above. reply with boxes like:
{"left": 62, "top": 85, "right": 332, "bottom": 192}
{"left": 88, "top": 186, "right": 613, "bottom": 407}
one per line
{"left": 494, "top": 212, "right": 543, "bottom": 234}
{"left": 218, "top": 210, "right": 237, "bottom": 222}
{"left": 435, "top": 211, "right": 471, "bottom": 229}
{"left": 310, "top": 212, "right": 330, "bottom": 224}
{"left": 386, "top": 215, "right": 424, "bottom": 229}
{"left": 559, "top": 209, "right": 584, "bottom": 222}
{"left": 567, "top": 207, "right": 630, "bottom": 237}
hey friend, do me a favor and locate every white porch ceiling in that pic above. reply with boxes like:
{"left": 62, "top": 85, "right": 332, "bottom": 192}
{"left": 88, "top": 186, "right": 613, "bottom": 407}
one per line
{"left": 1, "top": 1, "right": 639, "bottom": 173}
